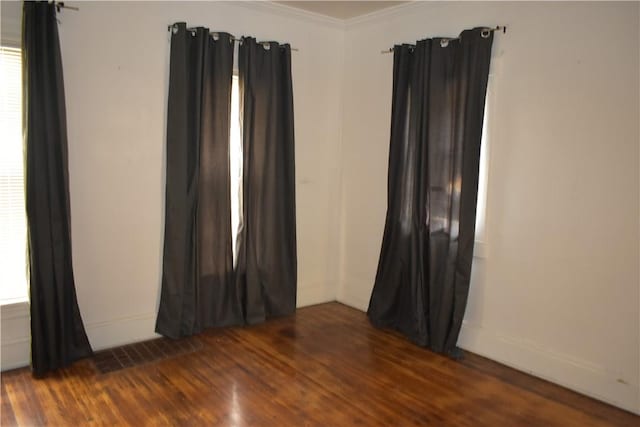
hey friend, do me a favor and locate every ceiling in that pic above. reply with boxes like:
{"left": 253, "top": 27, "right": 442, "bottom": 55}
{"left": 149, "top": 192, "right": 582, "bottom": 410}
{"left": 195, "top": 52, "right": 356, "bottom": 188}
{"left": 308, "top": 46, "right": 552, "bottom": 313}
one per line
{"left": 275, "top": 1, "right": 409, "bottom": 20}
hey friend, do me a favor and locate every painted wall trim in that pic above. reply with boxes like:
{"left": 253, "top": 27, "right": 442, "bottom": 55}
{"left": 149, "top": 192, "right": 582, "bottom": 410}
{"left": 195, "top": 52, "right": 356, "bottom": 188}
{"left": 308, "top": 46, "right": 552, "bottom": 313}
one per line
{"left": 1, "top": 301, "right": 29, "bottom": 320}
{"left": 1, "top": 309, "right": 161, "bottom": 371}
{"left": 232, "top": 1, "right": 421, "bottom": 29}
{"left": 333, "top": 296, "right": 640, "bottom": 415}
{"left": 87, "top": 312, "right": 161, "bottom": 352}
{"left": 337, "top": 291, "right": 369, "bottom": 312}
{"left": 458, "top": 321, "right": 640, "bottom": 415}
{"left": 474, "top": 240, "right": 488, "bottom": 258}
{"left": 297, "top": 284, "right": 335, "bottom": 308}
{"left": 5, "top": 293, "right": 638, "bottom": 414}
{"left": 1, "top": 285, "right": 335, "bottom": 371}
{"left": 344, "top": 1, "right": 423, "bottom": 28}
{"left": 234, "top": 1, "right": 346, "bottom": 29}
{"left": 1, "top": 337, "right": 30, "bottom": 371}
{"left": 1, "top": 301, "right": 31, "bottom": 370}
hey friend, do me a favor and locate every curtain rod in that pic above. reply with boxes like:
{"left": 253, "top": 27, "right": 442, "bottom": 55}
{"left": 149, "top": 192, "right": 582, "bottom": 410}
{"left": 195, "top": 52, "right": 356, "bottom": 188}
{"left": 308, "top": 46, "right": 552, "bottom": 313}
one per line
{"left": 167, "top": 25, "right": 299, "bottom": 51}
{"left": 52, "top": 1, "right": 79, "bottom": 12}
{"left": 380, "top": 25, "right": 506, "bottom": 54}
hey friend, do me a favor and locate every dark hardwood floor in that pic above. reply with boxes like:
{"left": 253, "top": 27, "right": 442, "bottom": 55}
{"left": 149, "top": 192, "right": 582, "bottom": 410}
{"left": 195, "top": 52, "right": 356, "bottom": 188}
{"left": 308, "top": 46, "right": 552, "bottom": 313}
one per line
{"left": 1, "top": 302, "right": 637, "bottom": 426}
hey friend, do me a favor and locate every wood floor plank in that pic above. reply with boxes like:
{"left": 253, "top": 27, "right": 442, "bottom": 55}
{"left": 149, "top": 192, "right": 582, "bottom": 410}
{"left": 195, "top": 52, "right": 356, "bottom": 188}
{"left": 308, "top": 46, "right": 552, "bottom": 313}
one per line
{"left": 1, "top": 302, "right": 637, "bottom": 426}
{"left": 1, "top": 376, "right": 18, "bottom": 425}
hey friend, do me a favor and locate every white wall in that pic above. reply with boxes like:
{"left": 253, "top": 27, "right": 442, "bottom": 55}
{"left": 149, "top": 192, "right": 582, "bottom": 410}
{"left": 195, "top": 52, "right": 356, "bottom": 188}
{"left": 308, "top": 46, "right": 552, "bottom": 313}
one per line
{"left": 63, "top": 0, "right": 345, "bottom": 344}
{"left": 1, "top": 1, "right": 345, "bottom": 367}
{"left": 1, "top": 0, "right": 638, "bottom": 416}
{"left": 338, "top": 1, "right": 639, "bottom": 414}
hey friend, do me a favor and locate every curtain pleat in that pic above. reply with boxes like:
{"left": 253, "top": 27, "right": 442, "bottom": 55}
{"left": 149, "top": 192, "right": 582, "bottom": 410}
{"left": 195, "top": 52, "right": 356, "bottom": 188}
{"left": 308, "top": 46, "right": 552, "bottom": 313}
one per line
{"left": 368, "top": 28, "right": 493, "bottom": 355}
{"left": 155, "top": 23, "right": 241, "bottom": 338}
{"left": 236, "top": 38, "right": 297, "bottom": 324}
{"left": 23, "top": 1, "right": 92, "bottom": 376}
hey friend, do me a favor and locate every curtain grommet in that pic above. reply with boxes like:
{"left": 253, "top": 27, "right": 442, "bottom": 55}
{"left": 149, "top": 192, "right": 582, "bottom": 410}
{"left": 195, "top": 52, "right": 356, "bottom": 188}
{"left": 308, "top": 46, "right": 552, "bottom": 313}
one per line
{"left": 481, "top": 29, "right": 491, "bottom": 38}
{"left": 212, "top": 32, "right": 219, "bottom": 41}
{"left": 440, "top": 39, "right": 449, "bottom": 48}
{"left": 172, "top": 25, "right": 178, "bottom": 35}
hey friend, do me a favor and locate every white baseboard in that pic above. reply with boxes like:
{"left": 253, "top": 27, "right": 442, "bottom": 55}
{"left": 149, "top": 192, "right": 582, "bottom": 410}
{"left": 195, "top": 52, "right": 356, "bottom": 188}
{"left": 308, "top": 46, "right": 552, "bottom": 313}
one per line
{"left": 1, "top": 306, "right": 161, "bottom": 371}
{"left": 1, "top": 302, "right": 31, "bottom": 370}
{"left": 336, "top": 290, "right": 369, "bottom": 312}
{"left": 86, "top": 312, "right": 160, "bottom": 352}
{"left": 1, "top": 284, "right": 335, "bottom": 371}
{"left": 88, "top": 284, "right": 336, "bottom": 352}
{"left": 337, "top": 291, "right": 639, "bottom": 414}
{"left": 458, "top": 322, "right": 639, "bottom": 415}
{"left": 1, "top": 337, "right": 30, "bottom": 371}
{"left": 297, "top": 284, "right": 335, "bottom": 308}
{"left": 9, "top": 290, "right": 635, "bottom": 415}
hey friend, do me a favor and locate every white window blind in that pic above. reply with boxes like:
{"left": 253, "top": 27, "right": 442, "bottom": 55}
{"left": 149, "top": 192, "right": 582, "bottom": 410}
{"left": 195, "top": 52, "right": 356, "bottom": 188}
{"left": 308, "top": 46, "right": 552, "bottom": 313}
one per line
{"left": 0, "top": 46, "right": 28, "bottom": 303}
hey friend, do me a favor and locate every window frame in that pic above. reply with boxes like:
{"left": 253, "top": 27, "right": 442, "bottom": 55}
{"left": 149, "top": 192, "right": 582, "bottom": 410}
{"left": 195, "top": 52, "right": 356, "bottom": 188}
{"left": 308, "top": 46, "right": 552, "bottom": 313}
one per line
{"left": 0, "top": 45, "right": 28, "bottom": 305}
{"left": 473, "top": 67, "right": 496, "bottom": 259}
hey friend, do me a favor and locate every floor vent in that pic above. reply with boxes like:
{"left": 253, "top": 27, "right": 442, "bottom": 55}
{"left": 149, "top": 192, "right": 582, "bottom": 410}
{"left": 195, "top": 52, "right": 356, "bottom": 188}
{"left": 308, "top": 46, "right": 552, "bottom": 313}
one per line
{"left": 92, "top": 337, "right": 202, "bottom": 374}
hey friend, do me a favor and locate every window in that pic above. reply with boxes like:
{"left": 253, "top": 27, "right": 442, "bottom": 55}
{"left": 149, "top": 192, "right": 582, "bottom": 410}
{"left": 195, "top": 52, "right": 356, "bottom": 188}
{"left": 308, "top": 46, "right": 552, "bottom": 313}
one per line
{"left": 0, "top": 46, "right": 28, "bottom": 304}
{"left": 230, "top": 74, "right": 242, "bottom": 262}
{"left": 474, "top": 75, "right": 493, "bottom": 258}
{"left": 475, "top": 98, "right": 489, "bottom": 238}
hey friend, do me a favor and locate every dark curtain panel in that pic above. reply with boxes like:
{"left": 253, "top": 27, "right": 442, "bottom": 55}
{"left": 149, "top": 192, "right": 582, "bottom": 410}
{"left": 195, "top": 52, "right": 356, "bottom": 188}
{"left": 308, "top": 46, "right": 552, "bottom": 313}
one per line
{"left": 236, "top": 38, "right": 297, "bottom": 324}
{"left": 23, "top": 1, "right": 92, "bottom": 375}
{"left": 368, "top": 28, "right": 494, "bottom": 356}
{"left": 156, "top": 23, "right": 241, "bottom": 338}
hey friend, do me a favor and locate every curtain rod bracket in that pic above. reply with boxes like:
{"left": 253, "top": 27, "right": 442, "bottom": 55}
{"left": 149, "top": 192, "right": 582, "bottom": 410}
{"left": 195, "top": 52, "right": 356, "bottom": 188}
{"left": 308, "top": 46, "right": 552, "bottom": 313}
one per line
{"left": 490, "top": 25, "right": 507, "bottom": 34}
{"left": 52, "top": 1, "right": 79, "bottom": 12}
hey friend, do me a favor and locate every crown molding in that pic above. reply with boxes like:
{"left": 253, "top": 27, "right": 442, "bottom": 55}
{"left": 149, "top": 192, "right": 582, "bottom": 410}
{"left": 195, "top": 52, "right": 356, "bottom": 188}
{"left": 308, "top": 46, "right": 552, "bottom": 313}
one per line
{"left": 232, "top": 1, "right": 346, "bottom": 29}
{"left": 345, "top": 1, "right": 423, "bottom": 27}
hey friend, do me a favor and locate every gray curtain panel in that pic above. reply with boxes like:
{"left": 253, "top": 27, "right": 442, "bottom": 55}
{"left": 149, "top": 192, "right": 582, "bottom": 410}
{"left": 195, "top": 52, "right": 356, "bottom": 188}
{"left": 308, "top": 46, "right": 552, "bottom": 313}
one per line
{"left": 235, "top": 38, "right": 297, "bottom": 324}
{"left": 156, "top": 23, "right": 241, "bottom": 338}
{"left": 23, "top": 1, "right": 92, "bottom": 375}
{"left": 368, "top": 28, "right": 494, "bottom": 356}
